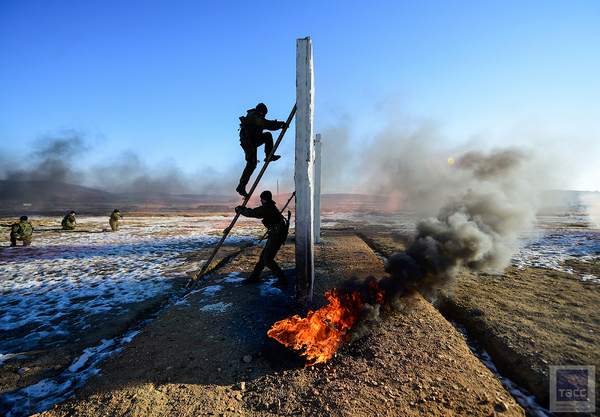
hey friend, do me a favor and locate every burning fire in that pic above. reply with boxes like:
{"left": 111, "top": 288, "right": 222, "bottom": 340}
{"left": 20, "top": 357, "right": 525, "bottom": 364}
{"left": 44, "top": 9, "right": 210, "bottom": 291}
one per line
{"left": 267, "top": 282, "right": 385, "bottom": 366}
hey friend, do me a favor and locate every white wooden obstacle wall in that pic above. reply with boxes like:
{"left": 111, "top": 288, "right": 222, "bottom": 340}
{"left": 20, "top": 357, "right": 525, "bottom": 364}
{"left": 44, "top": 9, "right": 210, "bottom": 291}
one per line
{"left": 295, "top": 37, "right": 315, "bottom": 304}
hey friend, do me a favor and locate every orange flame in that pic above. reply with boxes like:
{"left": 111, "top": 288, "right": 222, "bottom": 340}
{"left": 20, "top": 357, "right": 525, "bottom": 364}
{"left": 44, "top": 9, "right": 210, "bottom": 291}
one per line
{"left": 368, "top": 280, "right": 385, "bottom": 305}
{"left": 267, "top": 283, "right": 385, "bottom": 366}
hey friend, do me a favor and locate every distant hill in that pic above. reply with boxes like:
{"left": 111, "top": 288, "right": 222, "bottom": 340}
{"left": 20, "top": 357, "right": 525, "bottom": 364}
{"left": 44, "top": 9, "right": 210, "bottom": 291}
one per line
{"left": 0, "top": 180, "right": 238, "bottom": 215}
{"left": 538, "top": 189, "right": 598, "bottom": 208}
{"left": 0, "top": 179, "right": 118, "bottom": 203}
{"left": 1, "top": 180, "right": 593, "bottom": 217}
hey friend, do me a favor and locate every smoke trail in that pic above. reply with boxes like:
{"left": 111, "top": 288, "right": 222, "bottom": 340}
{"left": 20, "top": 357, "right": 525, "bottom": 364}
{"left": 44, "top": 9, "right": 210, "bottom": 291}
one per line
{"left": 0, "top": 132, "right": 236, "bottom": 196}
{"left": 384, "top": 148, "right": 538, "bottom": 301}
{"left": 3, "top": 130, "right": 89, "bottom": 183}
{"left": 84, "top": 150, "right": 189, "bottom": 194}
{"left": 355, "top": 112, "right": 464, "bottom": 211}
{"left": 580, "top": 192, "right": 600, "bottom": 228}
{"left": 323, "top": 148, "right": 538, "bottom": 331}
{"left": 318, "top": 119, "right": 362, "bottom": 194}
{"left": 329, "top": 148, "right": 537, "bottom": 303}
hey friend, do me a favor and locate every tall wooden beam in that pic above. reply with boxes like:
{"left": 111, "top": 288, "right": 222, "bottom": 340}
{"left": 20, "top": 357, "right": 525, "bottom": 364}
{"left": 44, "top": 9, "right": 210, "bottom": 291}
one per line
{"left": 295, "top": 37, "right": 315, "bottom": 306}
{"left": 314, "top": 133, "right": 322, "bottom": 244}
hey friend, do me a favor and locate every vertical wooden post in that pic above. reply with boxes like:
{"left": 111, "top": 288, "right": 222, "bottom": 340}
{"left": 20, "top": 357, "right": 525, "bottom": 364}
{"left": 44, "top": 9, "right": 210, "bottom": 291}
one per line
{"left": 295, "top": 37, "right": 315, "bottom": 306}
{"left": 314, "top": 134, "right": 322, "bottom": 244}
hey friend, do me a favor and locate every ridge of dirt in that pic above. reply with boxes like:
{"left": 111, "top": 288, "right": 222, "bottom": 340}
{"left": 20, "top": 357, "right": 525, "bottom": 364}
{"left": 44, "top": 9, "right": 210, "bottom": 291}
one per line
{"left": 33, "top": 229, "right": 526, "bottom": 417}
{"left": 437, "top": 265, "right": 600, "bottom": 415}
{"left": 356, "top": 227, "right": 600, "bottom": 416}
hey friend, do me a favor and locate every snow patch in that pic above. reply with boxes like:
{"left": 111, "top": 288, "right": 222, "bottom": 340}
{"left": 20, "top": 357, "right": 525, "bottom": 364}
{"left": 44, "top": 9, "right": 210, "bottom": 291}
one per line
{"left": 200, "top": 302, "right": 232, "bottom": 313}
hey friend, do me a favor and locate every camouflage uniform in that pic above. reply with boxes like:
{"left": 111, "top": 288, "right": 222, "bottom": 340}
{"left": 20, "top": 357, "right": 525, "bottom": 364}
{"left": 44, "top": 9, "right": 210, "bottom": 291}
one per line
{"left": 61, "top": 212, "right": 76, "bottom": 230}
{"left": 10, "top": 217, "right": 33, "bottom": 246}
{"left": 109, "top": 210, "right": 123, "bottom": 232}
{"left": 238, "top": 107, "right": 286, "bottom": 191}
{"left": 236, "top": 199, "right": 289, "bottom": 287}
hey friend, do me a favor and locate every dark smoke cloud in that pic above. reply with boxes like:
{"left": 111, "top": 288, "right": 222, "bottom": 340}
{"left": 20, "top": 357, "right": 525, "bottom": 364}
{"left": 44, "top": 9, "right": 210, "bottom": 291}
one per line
{"left": 2, "top": 130, "right": 89, "bottom": 184}
{"left": 334, "top": 148, "right": 539, "bottom": 323}
{"left": 304, "top": 103, "right": 543, "bottom": 311}
{"left": 84, "top": 150, "right": 191, "bottom": 194}
{"left": 0, "top": 132, "right": 235, "bottom": 195}
{"left": 385, "top": 148, "right": 538, "bottom": 301}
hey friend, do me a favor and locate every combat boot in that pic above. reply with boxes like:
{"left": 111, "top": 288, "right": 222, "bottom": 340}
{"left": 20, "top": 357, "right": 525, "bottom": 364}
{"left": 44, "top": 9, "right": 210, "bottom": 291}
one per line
{"left": 273, "top": 271, "right": 288, "bottom": 289}
{"left": 242, "top": 270, "right": 260, "bottom": 285}
{"left": 273, "top": 277, "right": 288, "bottom": 289}
{"left": 236, "top": 184, "right": 248, "bottom": 198}
{"left": 265, "top": 155, "right": 281, "bottom": 162}
{"left": 242, "top": 274, "right": 260, "bottom": 285}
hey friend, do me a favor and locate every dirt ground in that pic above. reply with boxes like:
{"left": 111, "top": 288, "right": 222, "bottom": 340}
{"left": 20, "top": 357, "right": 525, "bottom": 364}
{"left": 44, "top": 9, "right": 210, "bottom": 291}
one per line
{"left": 28, "top": 228, "right": 525, "bottom": 417}
{"left": 2, "top": 215, "right": 599, "bottom": 416}
{"left": 357, "top": 222, "right": 600, "bottom": 416}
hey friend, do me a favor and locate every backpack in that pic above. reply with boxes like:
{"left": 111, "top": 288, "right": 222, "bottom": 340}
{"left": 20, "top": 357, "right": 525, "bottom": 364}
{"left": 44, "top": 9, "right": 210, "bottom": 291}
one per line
{"left": 22, "top": 221, "right": 33, "bottom": 236}
{"left": 239, "top": 116, "right": 251, "bottom": 146}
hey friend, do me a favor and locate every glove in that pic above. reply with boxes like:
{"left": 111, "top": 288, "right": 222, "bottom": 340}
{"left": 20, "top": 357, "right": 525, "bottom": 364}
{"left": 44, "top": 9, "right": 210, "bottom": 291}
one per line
{"left": 235, "top": 206, "right": 242, "bottom": 214}
{"left": 280, "top": 121, "right": 287, "bottom": 129}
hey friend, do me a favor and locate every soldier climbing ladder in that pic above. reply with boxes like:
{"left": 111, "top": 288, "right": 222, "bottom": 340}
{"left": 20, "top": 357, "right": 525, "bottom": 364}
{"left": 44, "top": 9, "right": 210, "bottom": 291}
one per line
{"left": 187, "top": 104, "right": 297, "bottom": 290}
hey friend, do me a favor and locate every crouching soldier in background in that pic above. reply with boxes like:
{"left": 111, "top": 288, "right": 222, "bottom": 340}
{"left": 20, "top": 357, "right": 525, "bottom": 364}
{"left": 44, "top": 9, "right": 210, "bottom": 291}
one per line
{"left": 61, "top": 211, "right": 77, "bottom": 230}
{"left": 235, "top": 190, "right": 289, "bottom": 288}
{"left": 10, "top": 215, "right": 33, "bottom": 247}
{"left": 109, "top": 209, "right": 123, "bottom": 232}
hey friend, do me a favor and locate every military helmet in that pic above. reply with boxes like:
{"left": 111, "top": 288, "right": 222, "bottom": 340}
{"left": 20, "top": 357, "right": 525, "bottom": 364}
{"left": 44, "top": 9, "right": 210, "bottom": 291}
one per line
{"left": 20, "top": 215, "right": 28, "bottom": 221}
{"left": 260, "top": 190, "right": 273, "bottom": 202}
{"left": 256, "top": 103, "right": 268, "bottom": 115}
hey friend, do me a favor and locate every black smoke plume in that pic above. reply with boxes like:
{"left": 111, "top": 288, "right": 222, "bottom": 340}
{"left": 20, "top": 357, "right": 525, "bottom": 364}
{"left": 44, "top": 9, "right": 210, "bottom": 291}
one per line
{"left": 0, "top": 131, "right": 236, "bottom": 196}
{"left": 337, "top": 148, "right": 538, "bottom": 321}
{"left": 3, "top": 130, "right": 89, "bottom": 184}
{"left": 385, "top": 148, "right": 537, "bottom": 302}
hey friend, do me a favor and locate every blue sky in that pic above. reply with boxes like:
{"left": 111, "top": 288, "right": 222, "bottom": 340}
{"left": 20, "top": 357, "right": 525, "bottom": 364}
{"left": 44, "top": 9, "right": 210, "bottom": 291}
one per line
{"left": 1, "top": 0, "right": 599, "bottom": 196}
